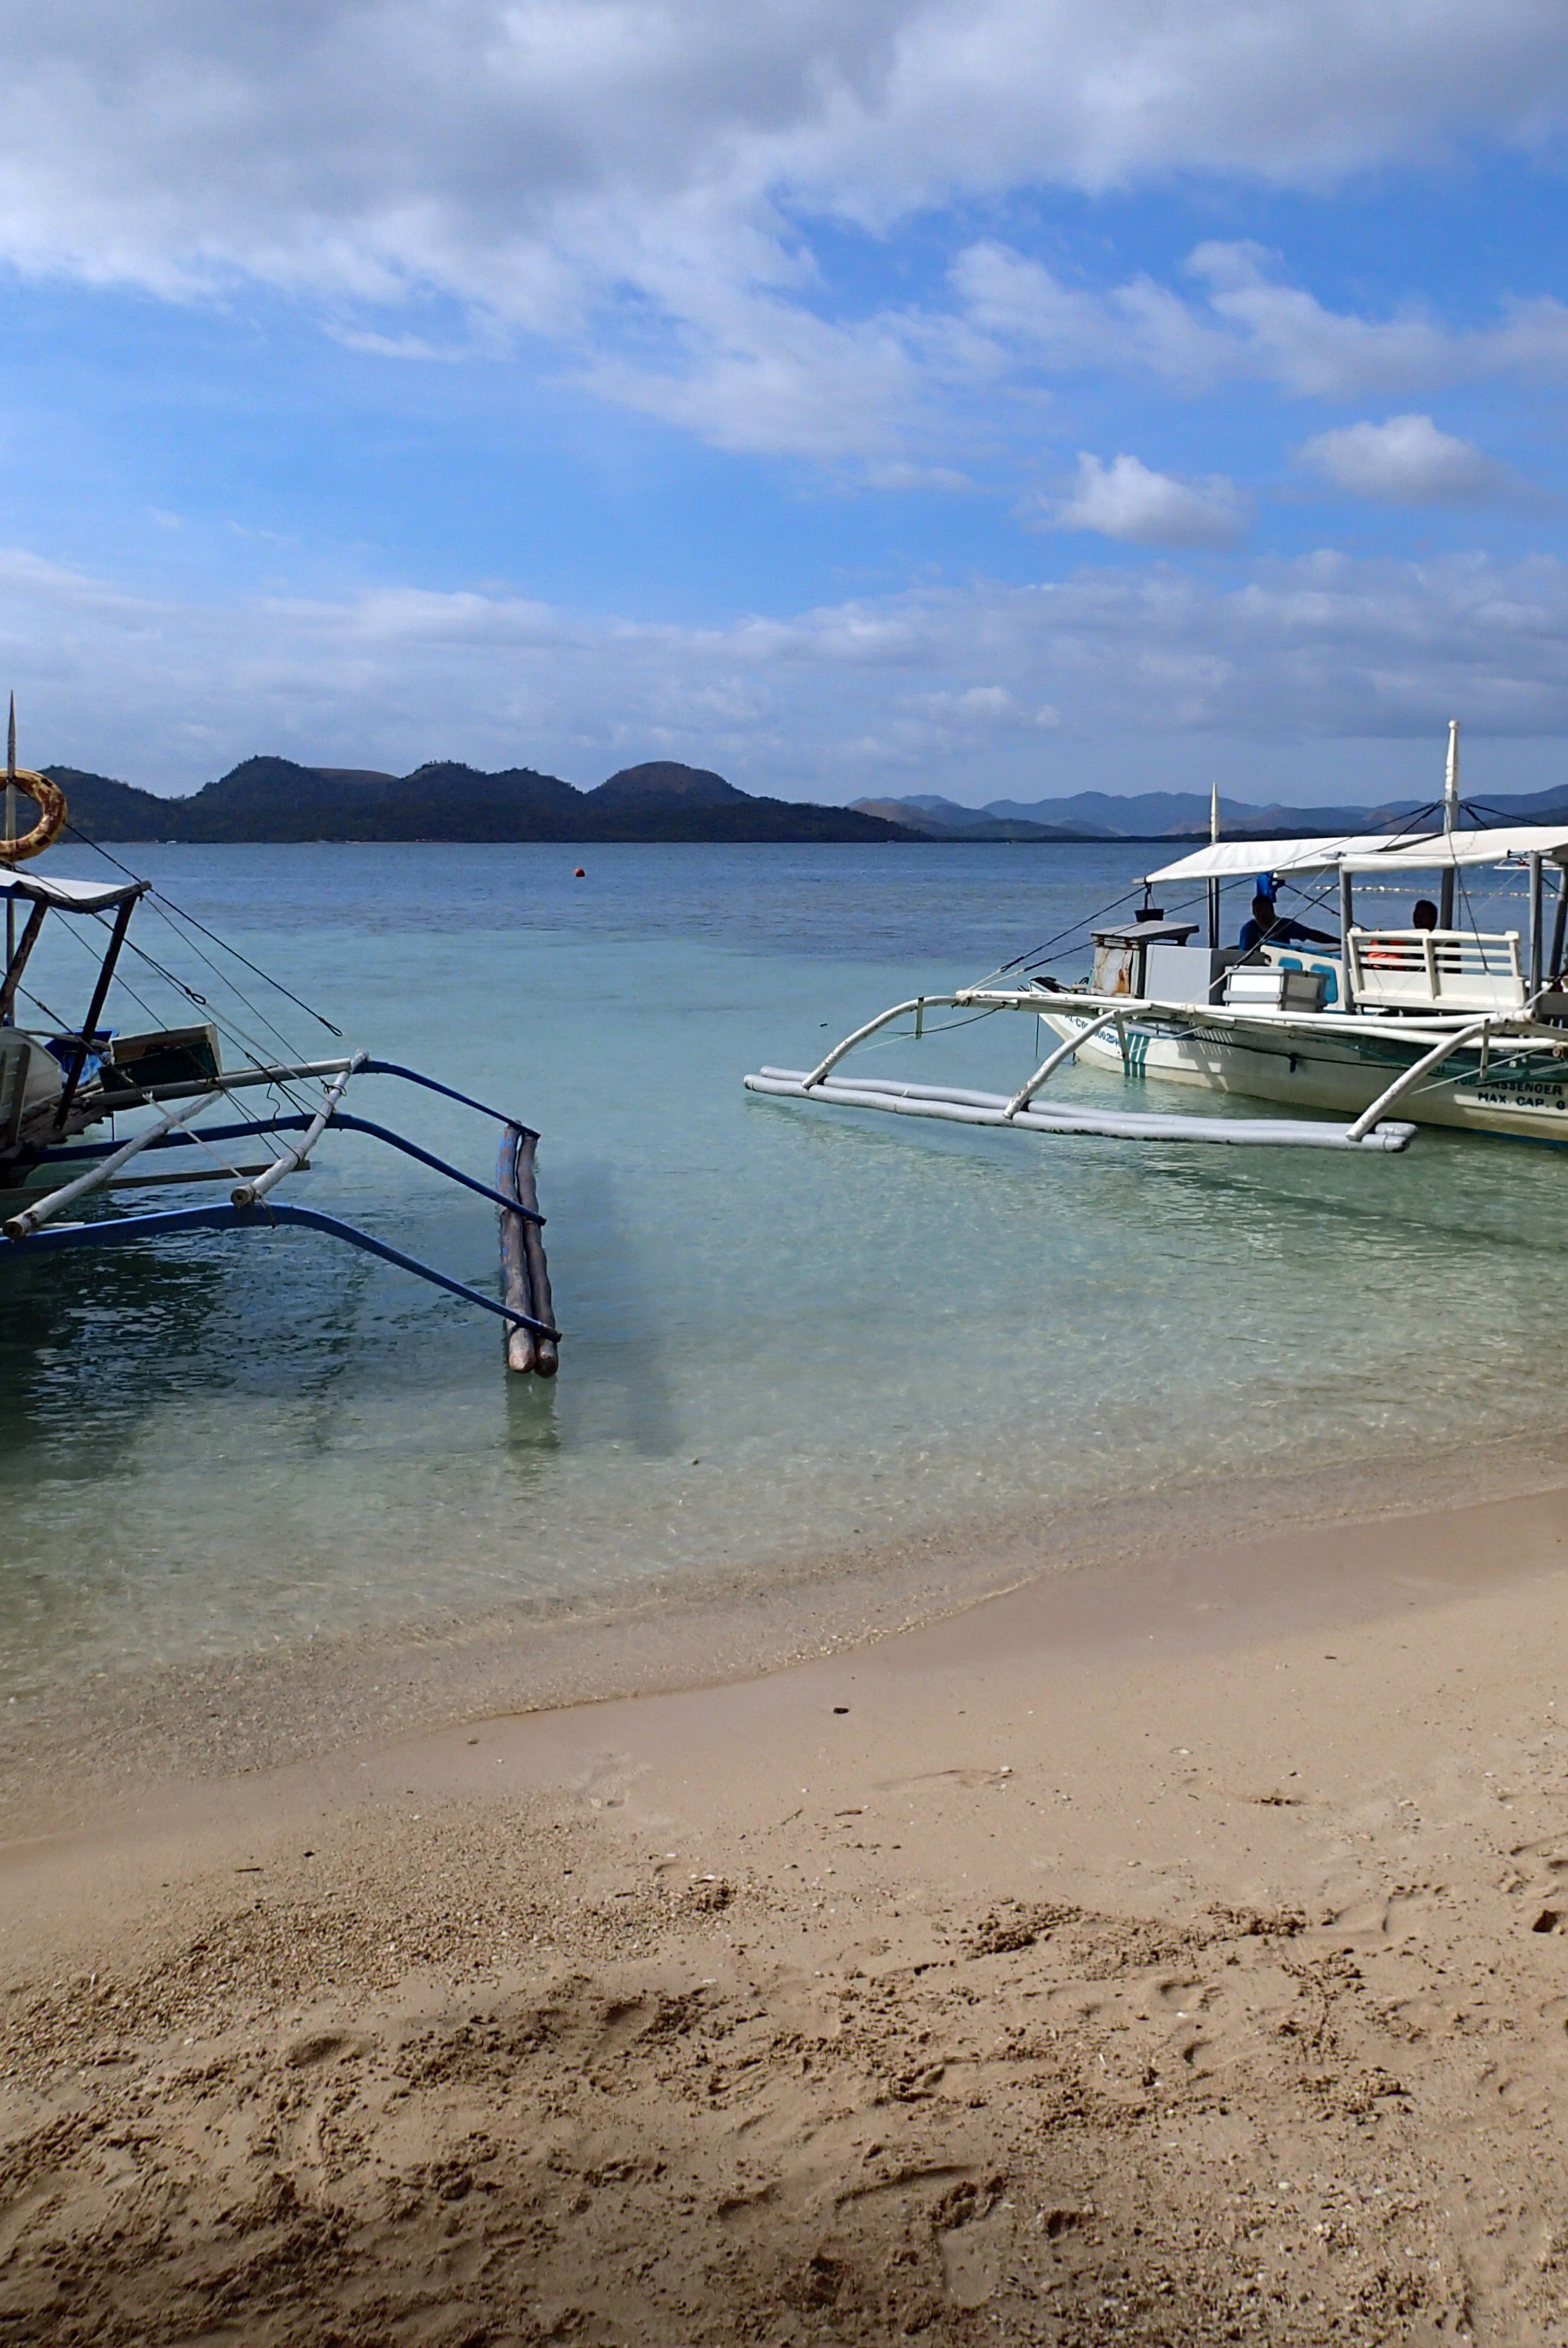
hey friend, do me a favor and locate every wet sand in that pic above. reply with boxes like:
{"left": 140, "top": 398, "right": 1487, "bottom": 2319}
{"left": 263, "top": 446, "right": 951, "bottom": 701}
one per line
{"left": 6, "top": 1476, "right": 1568, "bottom": 2342}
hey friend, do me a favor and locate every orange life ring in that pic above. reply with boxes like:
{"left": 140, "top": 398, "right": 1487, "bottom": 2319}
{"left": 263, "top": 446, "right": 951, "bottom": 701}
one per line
{"left": 0, "top": 769, "right": 67, "bottom": 864}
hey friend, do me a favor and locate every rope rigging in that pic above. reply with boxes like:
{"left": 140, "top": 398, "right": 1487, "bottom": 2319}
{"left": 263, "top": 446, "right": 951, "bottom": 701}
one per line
{"left": 63, "top": 821, "right": 344, "bottom": 1038}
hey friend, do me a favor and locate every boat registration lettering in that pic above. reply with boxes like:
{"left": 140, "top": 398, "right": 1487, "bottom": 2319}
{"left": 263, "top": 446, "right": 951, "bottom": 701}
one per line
{"left": 1454, "top": 1074, "right": 1568, "bottom": 1114}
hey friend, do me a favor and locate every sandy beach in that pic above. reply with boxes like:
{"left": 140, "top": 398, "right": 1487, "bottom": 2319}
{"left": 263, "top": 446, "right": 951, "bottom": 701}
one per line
{"left": 6, "top": 1476, "right": 1568, "bottom": 2344}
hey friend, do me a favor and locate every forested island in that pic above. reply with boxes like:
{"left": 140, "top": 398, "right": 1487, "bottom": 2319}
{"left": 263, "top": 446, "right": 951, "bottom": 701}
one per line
{"left": 37, "top": 757, "right": 923, "bottom": 844}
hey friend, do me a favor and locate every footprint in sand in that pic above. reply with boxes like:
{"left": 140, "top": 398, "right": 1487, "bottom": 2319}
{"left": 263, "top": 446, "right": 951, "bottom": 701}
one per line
{"left": 1144, "top": 1975, "right": 1210, "bottom": 2015}
{"left": 281, "top": 2028, "right": 374, "bottom": 2070}
{"left": 874, "top": 1766, "right": 1014, "bottom": 1794}
{"left": 569, "top": 1751, "right": 649, "bottom": 1811}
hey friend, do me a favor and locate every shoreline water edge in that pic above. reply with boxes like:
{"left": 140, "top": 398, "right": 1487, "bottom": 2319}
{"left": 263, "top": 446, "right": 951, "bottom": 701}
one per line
{"left": 6, "top": 1452, "right": 1568, "bottom": 2340}
{"left": 4, "top": 1421, "right": 1567, "bottom": 1839}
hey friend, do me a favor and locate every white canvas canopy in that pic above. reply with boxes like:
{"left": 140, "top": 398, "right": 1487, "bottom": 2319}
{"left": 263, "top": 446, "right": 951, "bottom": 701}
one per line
{"left": 0, "top": 872, "right": 146, "bottom": 913}
{"left": 1145, "top": 833, "right": 1431, "bottom": 885}
{"left": 1348, "top": 823, "right": 1568, "bottom": 872}
{"left": 1146, "top": 822, "right": 1568, "bottom": 887}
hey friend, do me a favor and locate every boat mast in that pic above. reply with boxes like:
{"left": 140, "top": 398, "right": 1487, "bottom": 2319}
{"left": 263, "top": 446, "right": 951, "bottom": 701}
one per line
{"left": 4, "top": 696, "right": 13, "bottom": 996}
{"left": 1440, "top": 717, "right": 1459, "bottom": 929}
{"left": 1207, "top": 781, "right": 1220, "bottom": 949}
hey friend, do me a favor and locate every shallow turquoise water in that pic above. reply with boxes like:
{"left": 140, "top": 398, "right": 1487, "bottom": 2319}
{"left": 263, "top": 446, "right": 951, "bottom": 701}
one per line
{"left": 3, "top": 840, "right": 1564, "bottom": 1698}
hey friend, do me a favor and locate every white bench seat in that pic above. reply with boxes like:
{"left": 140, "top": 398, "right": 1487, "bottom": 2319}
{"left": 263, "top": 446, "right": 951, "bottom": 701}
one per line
{"left": 1347, "top": 928, "right": 1525, "bottom": 1012}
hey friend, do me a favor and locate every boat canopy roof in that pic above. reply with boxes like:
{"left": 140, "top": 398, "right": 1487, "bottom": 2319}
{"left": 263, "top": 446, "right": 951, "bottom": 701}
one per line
{"left": 1146, "top": 821, "right": 1568, "bottom": 886}
{"left": 1350, "top": 823, "right": 1568, "bottom": 872}
{"left": 0, "top": 871, "right": 148, "bottom": 913}
{"left": 1146, "top": 833, "right": 1407, "bottom": 884}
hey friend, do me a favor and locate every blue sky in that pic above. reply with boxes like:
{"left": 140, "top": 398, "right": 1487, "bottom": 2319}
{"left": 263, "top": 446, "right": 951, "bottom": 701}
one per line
{"left": 3, "top": 3, "right": 1568, "bottom": 805}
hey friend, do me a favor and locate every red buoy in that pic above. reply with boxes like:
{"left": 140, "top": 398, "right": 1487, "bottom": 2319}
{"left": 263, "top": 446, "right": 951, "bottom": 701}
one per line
{"left": 574, "top": 866, "right": 586, "bottom": 878}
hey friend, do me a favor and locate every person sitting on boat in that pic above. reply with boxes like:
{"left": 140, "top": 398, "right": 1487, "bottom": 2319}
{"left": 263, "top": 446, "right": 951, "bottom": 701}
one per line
{"left": 1364, "top": 896, "right": 1441, "bottom": 967}
{"left": 1237, "top": 891, "right": 1338, "bottom": 955}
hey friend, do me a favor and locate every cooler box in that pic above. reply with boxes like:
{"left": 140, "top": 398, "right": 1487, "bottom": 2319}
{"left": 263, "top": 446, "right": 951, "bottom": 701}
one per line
{"left": 1224, "top": 965, "right": 1326, "bottom": 1012}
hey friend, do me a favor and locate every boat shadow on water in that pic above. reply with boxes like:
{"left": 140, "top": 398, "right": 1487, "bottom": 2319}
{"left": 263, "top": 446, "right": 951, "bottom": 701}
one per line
{"left": 0, "top": 1226, "right": 235, "bottom": 1478}
{"left": 752, "top": 1059, "right": 1568, "bottom": 1280}
{"left": 547, "top": 1161, "right": 679, "bottom": 1461}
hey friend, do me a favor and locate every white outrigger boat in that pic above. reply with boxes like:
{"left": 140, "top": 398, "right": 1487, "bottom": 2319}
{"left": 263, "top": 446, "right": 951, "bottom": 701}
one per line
{"left": 746, "top": 725, "right": 1568, "bottom": 1154}
{"left": 0, "top": 722, "right": 561, "bottom": 1371}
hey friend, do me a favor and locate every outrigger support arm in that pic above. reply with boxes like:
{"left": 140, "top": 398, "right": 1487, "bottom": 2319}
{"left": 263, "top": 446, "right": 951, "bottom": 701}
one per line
{"left": 357, "top": 1059, "right": 537, "bottom": 1130}
{"left": 229, "top": 1053, "right": 365, "bottom": 1207}
{"left": 1004, "top": 1007, "right": 1123, "bottom": 1120}
{"left": 15, "top": 1052, "right": 536, "bottom": 1126}
{"left": 4, "top": 1085, "right": 230, "bottom": 1239}
{"left": 27, "top": 1110, "right": 546, "bottom": 1226}
{"left": 1345, "top": 1016, "right": 1496, "bottom": 1142}
{"left": 802, "top": 999, "right": 955, "bottom": 1090}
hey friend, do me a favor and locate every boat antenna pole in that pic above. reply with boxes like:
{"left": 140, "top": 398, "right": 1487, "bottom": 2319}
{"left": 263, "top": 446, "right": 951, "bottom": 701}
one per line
{"left": 1440, "top": 717, "right": 1459, "bottom": 930}
{"left": 4, "top": 696, "right": 14, "bottom": 1005}
{"left": 1208, "top": 779, "right": 1220, "bottom": 949}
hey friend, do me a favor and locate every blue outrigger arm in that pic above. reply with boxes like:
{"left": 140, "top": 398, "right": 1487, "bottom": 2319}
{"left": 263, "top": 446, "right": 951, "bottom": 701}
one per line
{"left": 3, "top": 1056, "right": 563, "bottom": 1353}
{"left": 31, "top": 1110, "right": 547, "bottom": 1227}
{"left": 7, "top": 1199, "right": 557, "bottom": 1338}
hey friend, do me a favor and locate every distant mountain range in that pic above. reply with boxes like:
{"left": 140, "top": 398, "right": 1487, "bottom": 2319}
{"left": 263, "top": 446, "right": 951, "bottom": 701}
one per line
{"left": 853, "top": 786, "right": 1568, "bottom": 841}
{"left": 23, "top": 757, "right": 1568, "bottom": 848}
{"left": 36, "top": 758, "right": 921, "bottom": 844}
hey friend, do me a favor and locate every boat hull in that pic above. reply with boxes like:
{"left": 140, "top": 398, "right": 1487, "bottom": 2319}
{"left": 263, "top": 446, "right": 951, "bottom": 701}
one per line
{"left": 1040, "top": 1010, "right": 1568, "bottom": 1143}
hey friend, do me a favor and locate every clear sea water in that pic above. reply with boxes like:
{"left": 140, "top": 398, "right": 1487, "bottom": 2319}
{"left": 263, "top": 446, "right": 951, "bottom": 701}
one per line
{"left": 4, "top": 840, "right": 1564, "bottom": 1706}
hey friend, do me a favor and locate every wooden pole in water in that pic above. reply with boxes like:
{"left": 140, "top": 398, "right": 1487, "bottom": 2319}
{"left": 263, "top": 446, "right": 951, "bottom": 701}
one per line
{"left": 497, "top": 1124, "right": 536, "bottom": 1374}
{"left": 513, "top": 1127, "right": 558, "bottom": 1377}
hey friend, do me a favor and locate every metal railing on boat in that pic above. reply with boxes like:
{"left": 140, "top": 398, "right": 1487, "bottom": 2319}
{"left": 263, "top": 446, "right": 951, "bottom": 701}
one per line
{"left": 1347, "top": 927, "right": 1527, "bottom": 1014}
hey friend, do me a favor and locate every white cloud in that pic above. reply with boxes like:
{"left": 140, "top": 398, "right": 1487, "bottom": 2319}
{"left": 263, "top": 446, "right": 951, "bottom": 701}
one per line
{"left": 11, "top": 540, "right": 1568, "bottom": 804}
{"left": 1187, "top": 242, "right": 1568, "bottom": 397}
{"left": 952, "top": 239, "right": 1568, "bottom": 407}
{"left": 1053, "top": 453, "right": 1248, "bottom": 547}
{"left": 1, "top": 8, "right": 1568, "bottom": 454}
{"left": 1297, "top": 413, "right": 1524, "bottom": 503}
{"left": 8, "top": 2, "right": 1568, "bottom": 303}
{"left": 952, "top": 242, "right": 1234, "bottom": 389}
{"left": 910, "top": 684, "right": 1061, "bottom": 729}
{"left": 579, "top": 298, "right": 936, "bottom": 457}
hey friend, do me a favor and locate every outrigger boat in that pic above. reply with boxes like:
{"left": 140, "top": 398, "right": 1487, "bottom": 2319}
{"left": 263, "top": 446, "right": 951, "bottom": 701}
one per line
{"left": 0, "top": 722, "right": 560, "bottom": 1371}
{"left": 746, "top": 724, "right": 1568, "bottom": 1153}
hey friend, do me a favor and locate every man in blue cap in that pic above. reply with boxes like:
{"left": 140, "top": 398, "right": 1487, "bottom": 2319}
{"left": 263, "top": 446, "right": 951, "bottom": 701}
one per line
{"left": 1238, "top": 874, "right": 1337, "bottom": 955}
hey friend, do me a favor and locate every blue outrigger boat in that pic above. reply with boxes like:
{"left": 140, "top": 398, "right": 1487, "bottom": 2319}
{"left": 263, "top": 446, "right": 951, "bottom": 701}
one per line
{"left": 0, "top": 735, "right": 559, "bottom": 1374}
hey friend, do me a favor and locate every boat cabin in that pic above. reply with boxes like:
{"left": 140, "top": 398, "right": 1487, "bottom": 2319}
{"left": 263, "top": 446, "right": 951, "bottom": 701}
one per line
{"left": 1142, "top": 819, "right": 1568, "bottom": 1019}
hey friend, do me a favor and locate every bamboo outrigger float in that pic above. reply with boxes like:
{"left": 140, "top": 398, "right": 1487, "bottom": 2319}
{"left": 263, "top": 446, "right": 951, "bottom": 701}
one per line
{"left": 1, "top": 726, "right": 560, "bottom": 1373}
{"left": 747, "top": 724, "right": 1568, "bottom": 1156}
